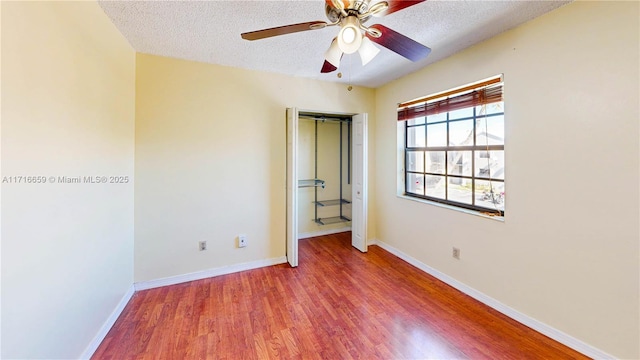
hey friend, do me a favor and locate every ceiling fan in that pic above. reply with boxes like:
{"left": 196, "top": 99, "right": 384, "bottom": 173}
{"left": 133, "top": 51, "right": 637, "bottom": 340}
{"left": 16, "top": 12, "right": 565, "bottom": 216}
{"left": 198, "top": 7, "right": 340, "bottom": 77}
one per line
{"left": 241, "top": 0, "right": 431, "bottom": 74}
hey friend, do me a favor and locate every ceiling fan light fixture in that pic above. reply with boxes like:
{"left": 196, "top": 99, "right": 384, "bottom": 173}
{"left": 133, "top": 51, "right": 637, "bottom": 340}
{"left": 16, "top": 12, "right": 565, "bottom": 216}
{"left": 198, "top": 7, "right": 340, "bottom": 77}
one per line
{"left": 343, "top": 27, "right": 357, "bottom": 44}
{"left": 337, "top": 16, "right": 362, "bottom": 54}
{"left": 358, "top": 36, "right": 380, "bottom": 66}
{"left": 324, "top": 38, "right": 342, "bottom": 67}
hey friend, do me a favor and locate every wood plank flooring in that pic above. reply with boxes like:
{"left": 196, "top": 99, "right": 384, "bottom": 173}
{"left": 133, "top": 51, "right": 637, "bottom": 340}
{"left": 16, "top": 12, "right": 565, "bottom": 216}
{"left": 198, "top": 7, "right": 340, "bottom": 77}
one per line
{"left": 93, "top": 232, "right": 588, "bottom": 359}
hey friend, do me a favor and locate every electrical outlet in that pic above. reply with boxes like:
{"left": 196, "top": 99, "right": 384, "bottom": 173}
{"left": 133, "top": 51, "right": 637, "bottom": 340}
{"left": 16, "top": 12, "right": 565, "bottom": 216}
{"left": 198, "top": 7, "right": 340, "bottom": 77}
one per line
{"left": 199, "top": 241, "right": 207, "bottom": 251}
{"left": 452, "top": 247, "right": 460, "bottom": 260}
{"left": 238, "top": 234, "right": 247, "bottom": 248}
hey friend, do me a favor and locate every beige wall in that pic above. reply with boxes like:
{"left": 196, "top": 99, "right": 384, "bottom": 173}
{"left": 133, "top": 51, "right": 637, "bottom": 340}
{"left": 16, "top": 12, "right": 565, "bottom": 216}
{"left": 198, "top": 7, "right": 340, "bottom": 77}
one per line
{"left": 374, "top": 1, "right": 639, "bottom": 358}
{"left": 134, "top": 54, "right": 375, "bottom": 282}
{"left": 1, "top": 2, "right": 135, "bottom": 359}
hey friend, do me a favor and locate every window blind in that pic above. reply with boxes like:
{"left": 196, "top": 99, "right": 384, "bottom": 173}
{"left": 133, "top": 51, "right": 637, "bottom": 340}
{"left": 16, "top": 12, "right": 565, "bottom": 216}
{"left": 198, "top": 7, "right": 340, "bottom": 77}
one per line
{"left": 398, "top": 79, "right": 503, "bottom": 122}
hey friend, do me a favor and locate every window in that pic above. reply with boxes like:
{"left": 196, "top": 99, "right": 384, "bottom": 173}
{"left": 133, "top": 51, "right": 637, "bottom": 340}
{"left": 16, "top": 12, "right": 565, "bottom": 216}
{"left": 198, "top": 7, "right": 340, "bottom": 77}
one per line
{"left": 399, "top": 77, "right": 505, "bottom": 215}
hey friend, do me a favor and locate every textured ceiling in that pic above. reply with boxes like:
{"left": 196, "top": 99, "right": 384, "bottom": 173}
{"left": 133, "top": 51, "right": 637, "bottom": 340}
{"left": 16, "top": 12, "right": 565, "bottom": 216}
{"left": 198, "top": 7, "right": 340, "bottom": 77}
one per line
{"left": 99, "top": 0, "right": 570, "bottom": 88}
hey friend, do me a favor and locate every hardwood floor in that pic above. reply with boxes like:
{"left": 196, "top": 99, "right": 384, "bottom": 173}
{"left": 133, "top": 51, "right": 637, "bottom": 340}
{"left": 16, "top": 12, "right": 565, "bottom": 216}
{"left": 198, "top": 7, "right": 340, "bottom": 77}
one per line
{"left": 93, "top": 232, "right": 588, "bottom": 359}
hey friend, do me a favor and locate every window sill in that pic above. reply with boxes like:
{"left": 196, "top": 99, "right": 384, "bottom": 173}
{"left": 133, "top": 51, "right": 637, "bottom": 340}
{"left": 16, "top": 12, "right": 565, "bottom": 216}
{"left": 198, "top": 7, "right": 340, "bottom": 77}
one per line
{"left": 397, "top": 194, "right": 505, "bottom": 222}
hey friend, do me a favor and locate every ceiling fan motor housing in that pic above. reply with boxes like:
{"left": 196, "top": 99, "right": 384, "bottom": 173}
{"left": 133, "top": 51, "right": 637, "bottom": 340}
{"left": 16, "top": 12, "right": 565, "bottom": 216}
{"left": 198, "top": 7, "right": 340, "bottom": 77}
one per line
{"left": 325, "top": 0, "right": 371, "bottom": 23}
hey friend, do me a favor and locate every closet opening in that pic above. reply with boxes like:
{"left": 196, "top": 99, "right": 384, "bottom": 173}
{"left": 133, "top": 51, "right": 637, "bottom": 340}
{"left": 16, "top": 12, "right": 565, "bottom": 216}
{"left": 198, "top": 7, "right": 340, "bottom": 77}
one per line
{"left": 286, "top": 108, "right": 368, "bottom": 267}
{"left": 298, "top": 112, "right": 352, "bottom": 230}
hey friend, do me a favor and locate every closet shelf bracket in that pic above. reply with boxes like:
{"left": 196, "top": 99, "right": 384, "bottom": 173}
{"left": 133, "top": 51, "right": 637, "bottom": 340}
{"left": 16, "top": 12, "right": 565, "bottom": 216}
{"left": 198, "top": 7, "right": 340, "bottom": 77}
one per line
{"left": 298, "top": 179, "right": 325, "bottom": 188}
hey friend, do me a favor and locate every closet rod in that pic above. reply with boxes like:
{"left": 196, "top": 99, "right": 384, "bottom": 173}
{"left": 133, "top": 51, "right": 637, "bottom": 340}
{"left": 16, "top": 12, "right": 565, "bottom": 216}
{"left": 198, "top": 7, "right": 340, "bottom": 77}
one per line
{"left": 299, "top": 116, "right": 351, "bottom": 123}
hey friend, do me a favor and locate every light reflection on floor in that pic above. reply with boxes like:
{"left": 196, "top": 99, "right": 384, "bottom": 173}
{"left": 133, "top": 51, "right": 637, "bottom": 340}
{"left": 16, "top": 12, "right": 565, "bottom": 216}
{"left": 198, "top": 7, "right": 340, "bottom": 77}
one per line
{"left": 390, "top": 315, "right": 468, "bottom": 359}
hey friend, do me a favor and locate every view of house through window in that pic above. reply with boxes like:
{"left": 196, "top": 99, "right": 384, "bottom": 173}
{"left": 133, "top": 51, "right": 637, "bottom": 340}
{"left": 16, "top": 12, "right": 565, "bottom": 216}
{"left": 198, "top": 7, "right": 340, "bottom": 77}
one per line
{"left": 399, "top": 78, "right": 504, "bottom": 215}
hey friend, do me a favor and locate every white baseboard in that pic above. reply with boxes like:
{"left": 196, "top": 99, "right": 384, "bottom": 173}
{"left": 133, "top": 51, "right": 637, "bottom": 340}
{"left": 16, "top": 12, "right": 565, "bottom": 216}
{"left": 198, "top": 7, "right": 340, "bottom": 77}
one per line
{"left": 370, "top": 239, "right": 614, "bottom": 360}
{"left": 134, "top": 256, "right": 288, "bottom": 291}
{"left": 299, "top": 226, "right": 351, "bottom": 240}
{"left": 80, "top": 285, "right": 135, "bottom": 360}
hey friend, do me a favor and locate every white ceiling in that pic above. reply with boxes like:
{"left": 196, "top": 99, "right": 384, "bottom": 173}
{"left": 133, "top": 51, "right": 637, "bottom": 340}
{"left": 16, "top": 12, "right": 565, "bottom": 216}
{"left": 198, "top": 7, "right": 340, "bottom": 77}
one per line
{"left": 98, "top": 0, "right": 570, "bottom": 88}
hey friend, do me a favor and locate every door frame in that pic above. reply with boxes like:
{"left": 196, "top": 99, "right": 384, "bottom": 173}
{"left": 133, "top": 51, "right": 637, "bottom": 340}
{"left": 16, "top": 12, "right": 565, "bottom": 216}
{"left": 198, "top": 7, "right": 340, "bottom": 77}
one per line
{"left": 286, "top": 108, "right": 299, "bottom": 267}
{"left": 286, "top": 108, "right": 368, "bottom": 267}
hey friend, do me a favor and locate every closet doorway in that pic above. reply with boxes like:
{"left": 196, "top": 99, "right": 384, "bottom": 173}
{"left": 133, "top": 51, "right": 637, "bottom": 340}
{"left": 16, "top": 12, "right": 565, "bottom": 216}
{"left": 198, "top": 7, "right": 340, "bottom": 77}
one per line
{"left": 286, "top": 108, "right": 368, "bottom": 267}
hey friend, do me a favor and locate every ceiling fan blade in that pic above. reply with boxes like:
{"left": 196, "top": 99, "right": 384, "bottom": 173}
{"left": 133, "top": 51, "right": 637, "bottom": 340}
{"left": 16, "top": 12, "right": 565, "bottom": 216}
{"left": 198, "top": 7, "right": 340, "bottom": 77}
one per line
{"left": 241, "top": 21, "right": 327, "bottom": 41}
{"left": 321, "top": 60, "right": 338, "bottom": 73}
{"left": 374, "top": 0, "right": 426, "bottom": 17}
{"left": 366, "top": 24, "right": 431, "bottom": 62}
